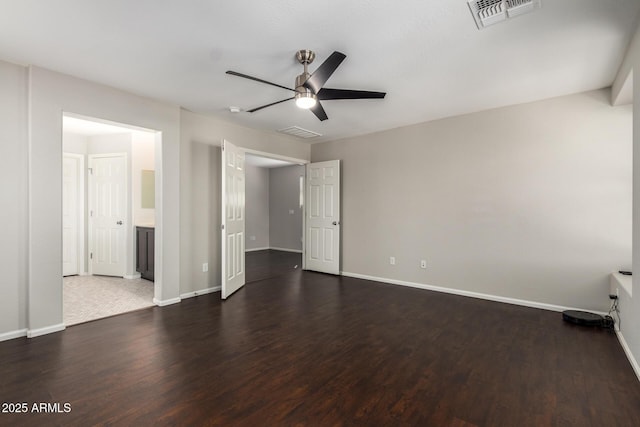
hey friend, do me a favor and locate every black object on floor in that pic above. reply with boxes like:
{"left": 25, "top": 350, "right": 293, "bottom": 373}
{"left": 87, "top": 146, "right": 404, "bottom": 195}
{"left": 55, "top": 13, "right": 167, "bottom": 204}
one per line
{"left": 562, "top": 310, "right": 612, "bottom": 328}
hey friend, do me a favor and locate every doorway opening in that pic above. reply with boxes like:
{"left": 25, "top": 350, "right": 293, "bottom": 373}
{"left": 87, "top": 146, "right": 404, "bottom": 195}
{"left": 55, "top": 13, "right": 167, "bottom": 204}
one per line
{"left": 62, "top": 114, "right": 158, "bottom": 325}
{"left": 244, "top": 152, "right": 305, "bottom": 283}
{"left": 221, "top": 142, "right": 340, "bottom": 300}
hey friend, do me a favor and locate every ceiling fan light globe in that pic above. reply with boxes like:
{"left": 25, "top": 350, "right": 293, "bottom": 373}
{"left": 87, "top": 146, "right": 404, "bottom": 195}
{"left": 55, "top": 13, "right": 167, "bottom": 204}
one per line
{"left": 295, "top": 93, "right": 317, "bottom": 109}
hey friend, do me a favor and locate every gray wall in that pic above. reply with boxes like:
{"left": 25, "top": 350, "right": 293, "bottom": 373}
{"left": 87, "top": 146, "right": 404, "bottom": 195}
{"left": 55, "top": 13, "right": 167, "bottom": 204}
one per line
{"left": 270, "top": 165, "right": 304, "bottom": 251}
{"left": 312, "top": 89, "right": 632, "bottom": 313}
{"left": 246, "top": 163, "right": 270, "bottom": 250}
{"left": 63, "top": 133, "right": 88, "bottom": 155}
{"left": 244, "top": 163, "right": 304, "bottom": 253}
{"left": 0, "top": 60, "right": 27, "bottom": 338}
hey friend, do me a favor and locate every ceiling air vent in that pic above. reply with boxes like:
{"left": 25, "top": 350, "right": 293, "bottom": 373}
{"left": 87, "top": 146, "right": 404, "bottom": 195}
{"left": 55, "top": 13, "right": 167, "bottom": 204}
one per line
{"left": 468, "top": 0, "right": 541, "bottom": 29}
{"left": 277, "top": 126, "right": 322, "bottom": 139}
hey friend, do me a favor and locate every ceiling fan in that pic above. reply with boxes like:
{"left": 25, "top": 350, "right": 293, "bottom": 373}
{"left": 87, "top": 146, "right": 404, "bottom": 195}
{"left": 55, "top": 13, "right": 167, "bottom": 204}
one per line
{"left": 226, "top": 50, "right": 386, "bottom": 121}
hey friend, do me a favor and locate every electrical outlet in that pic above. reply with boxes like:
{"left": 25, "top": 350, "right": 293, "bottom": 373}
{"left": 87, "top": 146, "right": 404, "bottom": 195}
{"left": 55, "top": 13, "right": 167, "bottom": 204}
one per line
{"left": 390, "top": 257, "right": 396, "bottom": 265}
{"left": 289, "top": 209, "right": 295, "bottom": 214}
{"left": 202, "top": 263, "right": 208, "bottom": 272}
{"left": 420, "top": 260, "right": 427, "bottom": 269}
{"left": 250, "top": 235, "right": 256, "bottom": 241}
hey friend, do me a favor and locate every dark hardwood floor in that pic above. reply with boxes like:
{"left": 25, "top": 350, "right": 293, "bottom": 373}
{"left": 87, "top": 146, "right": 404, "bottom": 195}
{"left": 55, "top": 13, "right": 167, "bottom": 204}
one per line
{"left": 245, "top": 249, "right": 301, "bottom": 283}
{"left": 1, "top": 270, "right": 640, "bottom": 426}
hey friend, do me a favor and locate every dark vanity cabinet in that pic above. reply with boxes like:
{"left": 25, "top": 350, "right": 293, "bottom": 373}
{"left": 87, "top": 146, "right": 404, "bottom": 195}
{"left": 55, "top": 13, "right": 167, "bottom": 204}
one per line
{"left": 136, "top": 226, "right": 155, "bottom": 281}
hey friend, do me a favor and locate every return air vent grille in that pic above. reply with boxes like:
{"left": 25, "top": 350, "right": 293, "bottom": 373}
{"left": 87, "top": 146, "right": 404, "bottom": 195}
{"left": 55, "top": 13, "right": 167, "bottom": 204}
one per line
{"left": 468, "top": 0, "right": 541, "bottom": 29}
{"left": 277, "top": 126, "right": 322, "bottom": 139}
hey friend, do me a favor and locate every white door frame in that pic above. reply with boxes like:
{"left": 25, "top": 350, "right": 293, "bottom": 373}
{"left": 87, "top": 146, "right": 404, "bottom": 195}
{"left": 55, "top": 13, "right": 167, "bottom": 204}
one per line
{"left": 63, "top": 113, "right": 164, "bottom": 307}
{"left": 243, "top": 148, "right": 309, "bottom": 166}
{"left": 87, "top": 152, "right": 128, "bottom": 277}
{"left": 62, "top": 152, "right": 85, "bottom": 276}
{"left": 247, "top": 158, "right": 340, "bottom": 274}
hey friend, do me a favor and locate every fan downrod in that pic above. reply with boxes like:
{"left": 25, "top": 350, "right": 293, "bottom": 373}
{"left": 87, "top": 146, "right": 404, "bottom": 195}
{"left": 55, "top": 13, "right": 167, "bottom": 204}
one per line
{"left": 294, "top": 49, "right": 317, "bottom": 107}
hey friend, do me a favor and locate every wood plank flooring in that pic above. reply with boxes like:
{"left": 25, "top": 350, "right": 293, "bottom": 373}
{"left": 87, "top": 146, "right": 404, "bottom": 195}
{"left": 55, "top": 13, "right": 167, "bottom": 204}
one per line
{"left": 245, "top": 249, "right": 302, "bottom": 283}
{"left": 1, "top": 271, "right": 639, "bottom": 426}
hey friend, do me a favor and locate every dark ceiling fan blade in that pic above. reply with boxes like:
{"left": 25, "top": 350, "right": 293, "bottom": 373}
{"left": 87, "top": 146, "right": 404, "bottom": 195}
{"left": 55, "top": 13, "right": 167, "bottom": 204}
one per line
{"left": 226, "top": 71, "right": 295, "bottom": 92}
{"left": 246, "top": 97, "right": 294, "bottom": 113}
{"left": 310, "top": 101, "right": 328, "bottom": 121}
{"left": 303, "top": 51, "right": 347, "bottom": 94}
{"left": 317, "top": 88, "right": 386, "bottom": 100}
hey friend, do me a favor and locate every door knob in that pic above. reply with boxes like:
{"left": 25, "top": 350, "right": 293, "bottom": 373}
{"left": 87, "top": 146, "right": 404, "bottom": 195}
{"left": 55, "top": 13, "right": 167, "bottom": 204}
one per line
{"left": 117, "top": 221, "right": 123, "bottom": 225}
{"left": 332, "top": 221, "right": 340, "bottom": 226}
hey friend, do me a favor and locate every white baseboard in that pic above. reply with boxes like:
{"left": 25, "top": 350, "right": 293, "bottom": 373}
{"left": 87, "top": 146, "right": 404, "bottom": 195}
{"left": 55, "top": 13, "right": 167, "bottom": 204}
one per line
{"left": 27, "top": 323, "right": 65, "bottom": 338}
{"left": 153, "top": 297, "right": 181, "bottom": 307}
{"left": 616, "top": 330, "right": 640, "bottom": 382}
{"left": 269, "top": 247, "right": 303, "bottom": 253}
{"left": 0, "top": 328, "right": 27, "bottom": 342}
{"left": 246, "top": 247, "right": 270, "bottom": 252}
{"left": 124, "top": 273, "right": 142, "bottom": 280}
{"left": 180, "top": 285, "right": 221, "bottom": 299}
{"left": 341, "top": 271, "right": 608, "bottom": 315}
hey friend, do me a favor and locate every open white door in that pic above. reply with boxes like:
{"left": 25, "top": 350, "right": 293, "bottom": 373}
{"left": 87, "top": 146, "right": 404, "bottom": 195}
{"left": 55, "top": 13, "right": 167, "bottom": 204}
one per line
{"left": 221, "top": 140, "right": 246, "bottom": 299}
{"left": 305, "top": 160, "right": 340, "bottom": 275}
{"left": 62, "top": 153, "right": 83, "bottom": 276}
{"left": 89, "top": 153, "right": 127, "bottom": 277}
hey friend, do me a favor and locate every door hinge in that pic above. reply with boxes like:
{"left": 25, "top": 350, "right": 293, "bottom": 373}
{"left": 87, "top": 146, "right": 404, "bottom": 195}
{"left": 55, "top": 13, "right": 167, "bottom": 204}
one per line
{"left": 90, "top": 252, "right": 93, "bottom": 260}
{"left": 88, "top": 167, "right": 93, "bottom": 175}
{"left": 90, "top": 210, "right": 93, "bottom": 217}
{"left": 221, "top": 224, "right": 225, "bottom": 230}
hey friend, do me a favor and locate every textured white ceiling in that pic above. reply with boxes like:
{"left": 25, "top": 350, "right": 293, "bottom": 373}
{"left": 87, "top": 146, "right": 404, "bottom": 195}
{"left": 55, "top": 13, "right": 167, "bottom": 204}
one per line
{"left": 1, "top": 0, "right": 638, "bottom": 143}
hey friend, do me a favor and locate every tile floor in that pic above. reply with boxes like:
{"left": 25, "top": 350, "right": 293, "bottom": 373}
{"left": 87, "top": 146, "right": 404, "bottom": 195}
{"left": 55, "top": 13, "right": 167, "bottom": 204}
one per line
{"left": 63, "top": 275, "right": 154, "bottom": 326}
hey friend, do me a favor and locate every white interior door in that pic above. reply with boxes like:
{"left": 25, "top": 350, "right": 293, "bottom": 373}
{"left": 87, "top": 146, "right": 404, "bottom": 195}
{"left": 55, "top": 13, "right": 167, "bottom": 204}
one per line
{"left": 62, "top": 153, "right": 82, "bottom": 276}
{"left": 221, "top": 140, "right": 246, "bottom": 299}
{"left": 305, "top": 160, "right": 340, "bottom": 275}
{"left": 89, "top": 153, "right": 127, "bottom": 277}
